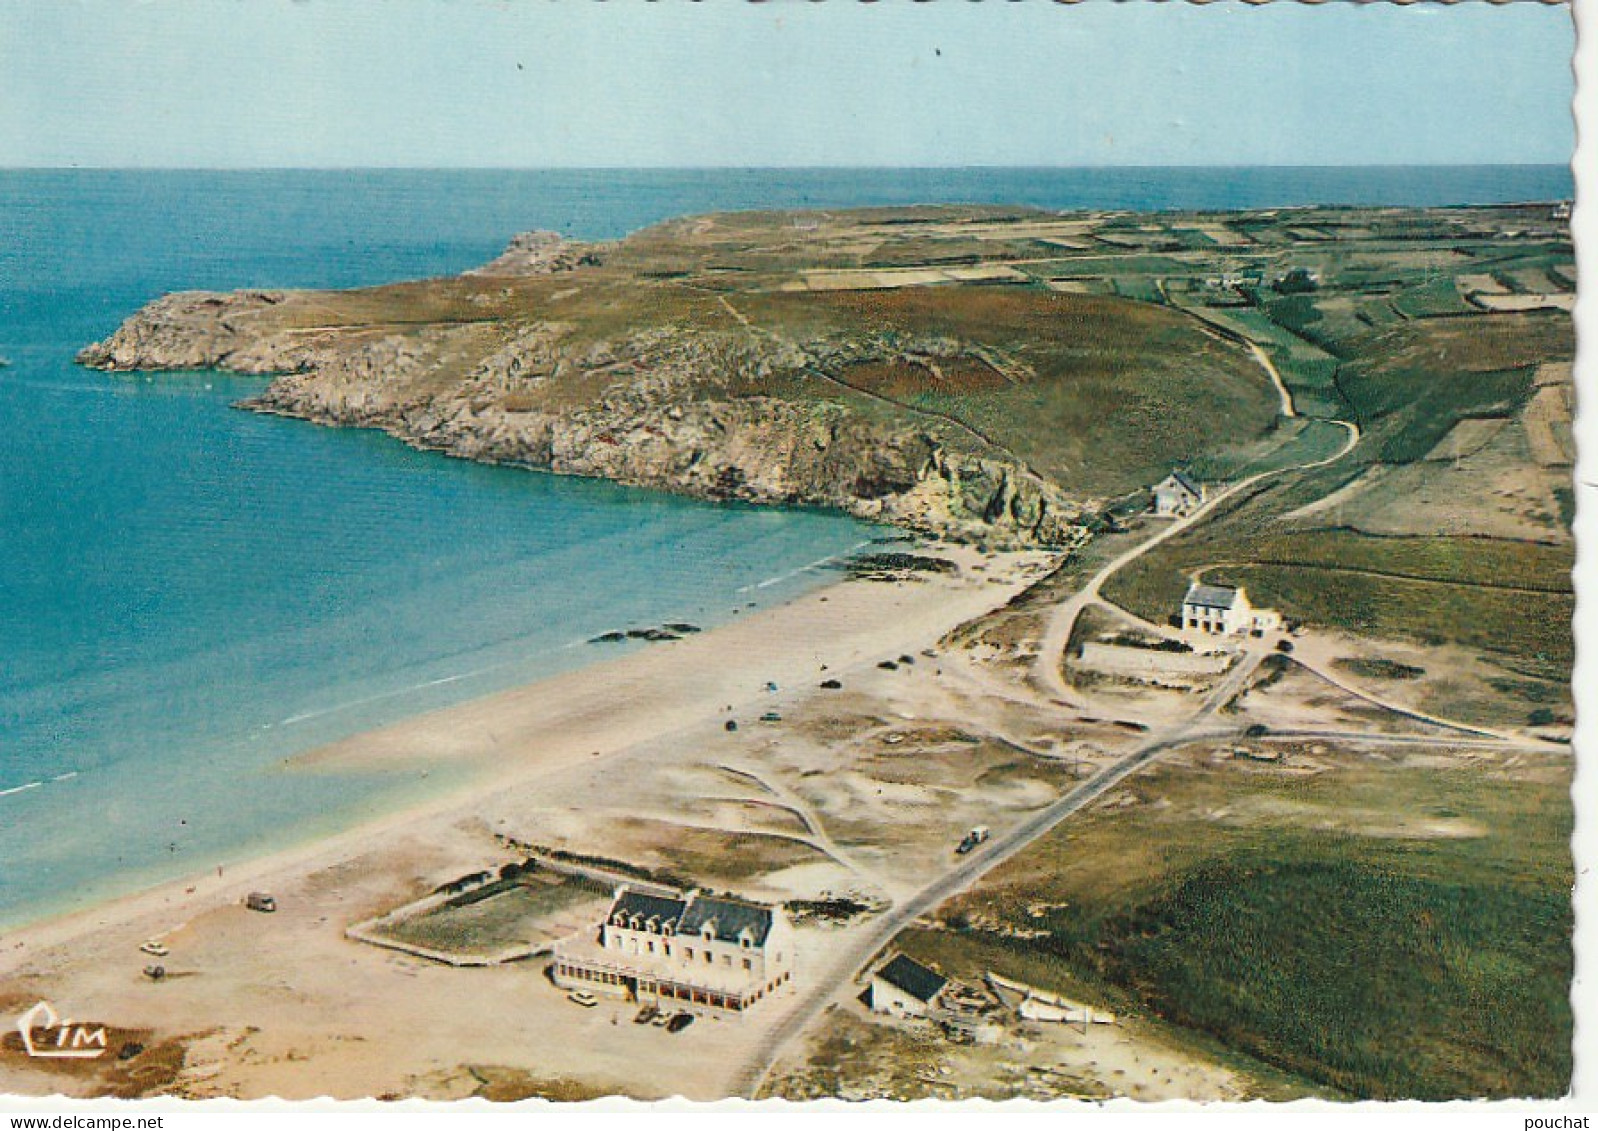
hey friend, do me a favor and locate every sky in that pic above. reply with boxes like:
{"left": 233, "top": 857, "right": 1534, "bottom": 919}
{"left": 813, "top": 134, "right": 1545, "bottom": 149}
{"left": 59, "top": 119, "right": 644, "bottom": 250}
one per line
{"left": 0, "top": 1, "right": 1575, "bottom": 168}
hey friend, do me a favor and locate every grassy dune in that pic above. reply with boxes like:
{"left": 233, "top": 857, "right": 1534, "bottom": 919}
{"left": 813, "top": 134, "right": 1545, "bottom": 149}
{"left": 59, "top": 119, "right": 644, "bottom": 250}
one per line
{"left": 904, "top": 756, "right": 1573, "bottom": 1099}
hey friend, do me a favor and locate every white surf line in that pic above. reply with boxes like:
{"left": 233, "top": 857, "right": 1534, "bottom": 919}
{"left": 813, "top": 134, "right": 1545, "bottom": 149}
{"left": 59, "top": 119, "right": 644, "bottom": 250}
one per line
{"left": 735, "top": 539, "right": 875, "bottom": 594}
{"left": 0, "top": 768, "right": 83, "bottom": 801}
{"left": 278, "top": 661, "right": 518, "bottom": 727}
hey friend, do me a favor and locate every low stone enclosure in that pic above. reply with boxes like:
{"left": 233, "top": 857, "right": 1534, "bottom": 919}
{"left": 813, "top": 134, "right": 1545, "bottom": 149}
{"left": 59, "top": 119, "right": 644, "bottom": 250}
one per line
{"left": 1077, "top": 641, "right": 1233, "bottom": 680}
{"left": 347, "top": 856, "right": 616, "bottom": 967}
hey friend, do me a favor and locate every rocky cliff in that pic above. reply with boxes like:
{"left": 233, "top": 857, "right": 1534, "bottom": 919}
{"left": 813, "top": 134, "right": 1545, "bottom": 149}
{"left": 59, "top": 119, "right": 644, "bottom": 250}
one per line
{"left": 77, "top": 205, "right": 1279, "bottom": 550}
{"left": 77, "top": 286, "right": 1092, "bottom": 550}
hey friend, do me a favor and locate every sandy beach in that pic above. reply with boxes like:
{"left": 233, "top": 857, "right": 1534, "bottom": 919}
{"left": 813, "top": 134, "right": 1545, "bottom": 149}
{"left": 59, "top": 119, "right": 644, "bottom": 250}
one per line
{"left": 0, "top": 543, "right": 1061, "bottom": 1100}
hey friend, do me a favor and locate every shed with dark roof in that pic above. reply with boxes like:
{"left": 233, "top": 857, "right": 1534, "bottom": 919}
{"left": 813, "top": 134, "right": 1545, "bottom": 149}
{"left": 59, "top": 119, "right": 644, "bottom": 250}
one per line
{"left": 870, "top": 953, "right": 948, "bottom": 1016}
{"left": 1153, "top": 470, "right": 1205, "bottom": 516}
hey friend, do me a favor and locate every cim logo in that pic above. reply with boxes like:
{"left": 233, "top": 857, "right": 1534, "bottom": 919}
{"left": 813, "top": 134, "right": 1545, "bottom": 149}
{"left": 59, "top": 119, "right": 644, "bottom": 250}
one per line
{"left": 15, "top": 1000, "right": 108, "bottom": 1059}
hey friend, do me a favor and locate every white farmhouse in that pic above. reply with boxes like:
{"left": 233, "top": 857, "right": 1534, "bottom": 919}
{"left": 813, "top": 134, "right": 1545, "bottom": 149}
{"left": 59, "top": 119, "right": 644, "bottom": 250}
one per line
{"left": 1182, "top": 582, "right": 1281, "bottom": 636}
{"left": 552, "top": 886, "right": 794, "bottom": 1013}
{"left": 1152, "top": 471, "right": 1204, "bottom": 517}
{"left": 868, "top": 953, "right": 948, "bottom": 1018}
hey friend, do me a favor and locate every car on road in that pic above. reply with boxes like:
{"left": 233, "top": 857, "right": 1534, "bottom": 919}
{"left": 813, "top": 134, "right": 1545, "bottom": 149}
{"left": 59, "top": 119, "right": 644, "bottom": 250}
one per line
{"left": 665, "top": 1012, "right": 694, "bottom": 1034}
{"left": 245, "top": 892, "right": 276, "bottom": 913}
{"left": 139, "top": 940, "right": 169, "bottom": 957}
{"left": 955, "top": 826, "right": 990, "bottom": 854}
{"left": 567, "top": 990, "right": 599, "bottom": 1008}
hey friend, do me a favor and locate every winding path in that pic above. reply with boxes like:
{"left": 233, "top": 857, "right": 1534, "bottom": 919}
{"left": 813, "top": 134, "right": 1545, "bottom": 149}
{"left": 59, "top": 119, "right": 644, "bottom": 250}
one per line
{"left": 724, "top": 301, "right": 1541, "bottom": 1097}
{"left": 731, "top": 313, "right": 1369, "bottom": 1092}
{"left": 734, "top": 646, "right": 1269, "bottom": 1098}
{"left": 1247, "top": 340, "right": 1297, "bottom": 420}
{"left": 1031, "top": 416, "right": 1359, "bottom": 706}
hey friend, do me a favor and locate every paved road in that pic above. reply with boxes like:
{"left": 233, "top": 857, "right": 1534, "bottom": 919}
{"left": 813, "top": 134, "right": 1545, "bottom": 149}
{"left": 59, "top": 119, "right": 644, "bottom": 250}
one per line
{"left": 738, "top": 414, "right": 1368, "bottom": 1095}
{"left": 1262, "top": 727, "right": 1562, "bottom": 754}
{"left": 734, "top": 647, "right": 1266, "bottom": 1098}
{"left": 736, "top": 336, "right": 1366, "bottom": 1094}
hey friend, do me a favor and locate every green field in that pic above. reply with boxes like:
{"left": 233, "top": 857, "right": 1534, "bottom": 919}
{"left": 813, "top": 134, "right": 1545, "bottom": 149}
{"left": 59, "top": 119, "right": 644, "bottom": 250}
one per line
{"left": 1390, "top": 278, "right": 1476, "bottom": 319}
{"left": 1337, "top": 315, "right": 1561, "bottom": 463}
{"left": 1172, "top": 302, "right": 1349, "bottom": 420}
{"left": 376, "top": 874, "right": 609, "bottom": 958}
{"left": 1185, "top": 418, "right": 1352, "bottom": 480}
{"left": 774, "top": 285, "right": 1280, "bottom": 495}
{"left": 1100, "top": 526, "right": 1573, "bottom": 678}
{"left": 900, "top": 756, "right": 1573, "bottom": 1100}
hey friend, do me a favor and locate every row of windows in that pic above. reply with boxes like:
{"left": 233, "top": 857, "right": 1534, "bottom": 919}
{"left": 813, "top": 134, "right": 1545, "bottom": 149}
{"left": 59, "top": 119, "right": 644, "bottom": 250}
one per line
{"left": 612, "top": 923, "right": 755, "bottom": 948}
{"left": 554, "top": 964, "right": 794, "bottom": 1011}
{"left": 607, "top": 935, "right": 758, "bottom": 970}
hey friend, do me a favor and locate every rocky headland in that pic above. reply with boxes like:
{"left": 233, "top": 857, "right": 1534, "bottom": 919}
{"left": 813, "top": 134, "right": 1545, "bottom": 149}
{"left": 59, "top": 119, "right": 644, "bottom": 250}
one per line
{"left": 78, "top": 206, "right": 1279, "bottom": 547}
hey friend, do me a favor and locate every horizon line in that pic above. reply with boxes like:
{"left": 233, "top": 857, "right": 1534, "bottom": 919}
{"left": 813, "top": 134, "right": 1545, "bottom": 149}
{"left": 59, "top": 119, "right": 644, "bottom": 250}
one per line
{"left": 0, "top": 161, "right": 1573, "bottom": 174}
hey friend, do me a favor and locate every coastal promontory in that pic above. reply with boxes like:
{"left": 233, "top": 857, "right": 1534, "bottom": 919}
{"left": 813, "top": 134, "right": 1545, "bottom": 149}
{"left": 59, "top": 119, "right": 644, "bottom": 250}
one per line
{"left": 78, "top": 206, "right": 1283, "bottom": 545}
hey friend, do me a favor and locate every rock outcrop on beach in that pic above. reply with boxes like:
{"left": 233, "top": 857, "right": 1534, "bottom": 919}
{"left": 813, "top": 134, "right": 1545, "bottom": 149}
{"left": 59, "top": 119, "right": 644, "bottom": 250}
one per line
{"left": 78, "top": 205, "right": 1279, "bottom": 547}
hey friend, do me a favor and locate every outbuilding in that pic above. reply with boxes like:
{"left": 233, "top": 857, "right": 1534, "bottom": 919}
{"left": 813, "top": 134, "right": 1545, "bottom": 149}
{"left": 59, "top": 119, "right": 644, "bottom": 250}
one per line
{"left": 1152, "top": 471, "right": 1204, "bottom": 517}
{"left": 868, "top": 953, "right": 948, "bottom": 1018}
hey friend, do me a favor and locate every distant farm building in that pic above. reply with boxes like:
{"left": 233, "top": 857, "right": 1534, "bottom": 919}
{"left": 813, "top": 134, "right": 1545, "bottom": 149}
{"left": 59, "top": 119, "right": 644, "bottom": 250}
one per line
{"left": 1272, "top": 266, "right": 1321, "bottom": 294}
{"left": 868, "top": 953, "right": 948, "bottom": 1018}
{"left": 1152, "top": 471, "right": 1205, "bottom": 517}
{"left": 551, "top": 886, "right": 793, "bottom": 1013}
{"left": 1181, "top": 582, "right": 1281, "bottom": 637}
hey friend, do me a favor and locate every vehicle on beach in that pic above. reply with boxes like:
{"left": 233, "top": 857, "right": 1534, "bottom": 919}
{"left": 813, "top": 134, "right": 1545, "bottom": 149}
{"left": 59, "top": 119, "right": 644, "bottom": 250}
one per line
{"left": 955, "top": 826, "right": 990, "bottom": 855}
{"left": 567, "top": 990, "right": 598, "bottom": 1008}
{"left": 245, "top": 892, "right": 276, "bottom": 913}
{"left": 142, "top": 964, "right": 166, "bottom": 981}
{"left": 760, "top": 711, "right": 782, "bottom": 723}
{"left": 634, "top": 1005, "right": 657, "bottom": 1025}
{"left": 139, "top": 940, "right": 168, "bottom": 957}
{"left": 665, "top": 1012, "right": 694, "bottom": 1034}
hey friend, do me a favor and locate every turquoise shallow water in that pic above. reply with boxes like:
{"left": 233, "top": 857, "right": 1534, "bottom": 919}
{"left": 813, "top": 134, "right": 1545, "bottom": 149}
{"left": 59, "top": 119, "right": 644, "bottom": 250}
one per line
{"left": 0, "top": 166, "right": 1571, "bottom": 928}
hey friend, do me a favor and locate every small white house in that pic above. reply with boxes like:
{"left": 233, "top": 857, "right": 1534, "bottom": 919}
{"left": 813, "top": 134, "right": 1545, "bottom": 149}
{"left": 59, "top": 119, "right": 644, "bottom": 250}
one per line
{"left": 1152, "top": 471, "right": 1204, "bottom": 517}
{"left": 869, "top": 953, "right": 947, "bottom": 1018}
{"left": 1182, "top": 582, "right": 1280, "bottom": 636}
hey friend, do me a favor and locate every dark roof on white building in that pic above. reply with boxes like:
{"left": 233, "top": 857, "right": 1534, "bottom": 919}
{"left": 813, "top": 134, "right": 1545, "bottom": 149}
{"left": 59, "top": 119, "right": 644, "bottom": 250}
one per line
{"left": 607, "top": 888, "right": 775, "bottom": 944}
{"left": 611, "top": 889, "right": 688, "bottom": 927}
{"left": 1183, "top": 582, "right": 1241, "bottom": 609}
{"left": 875, "top": 953, "right": 947, "bottom": 1004}
{"left": 1160, "top": 470, "right": 1202, "bottom": 497}
{"left": 679, "top": 894, "right": 775, "bottom": 945}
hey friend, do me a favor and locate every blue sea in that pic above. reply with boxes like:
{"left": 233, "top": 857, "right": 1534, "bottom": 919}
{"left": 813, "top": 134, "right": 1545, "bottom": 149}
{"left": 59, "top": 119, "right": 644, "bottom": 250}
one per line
{"left": 0, "top": 165, "right": 1572, "bottom": 928}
